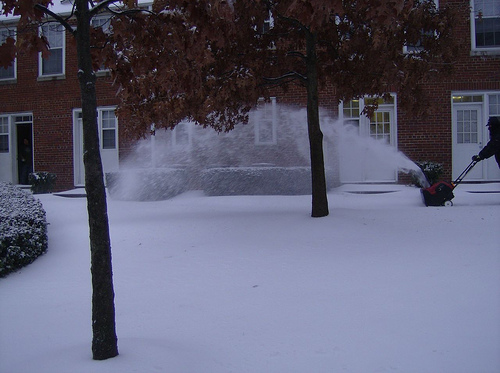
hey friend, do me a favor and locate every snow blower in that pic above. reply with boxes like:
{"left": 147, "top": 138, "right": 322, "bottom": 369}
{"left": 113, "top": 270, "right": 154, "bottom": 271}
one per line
{"left": 421, "top": 160, "right": 478, "bottom": 207}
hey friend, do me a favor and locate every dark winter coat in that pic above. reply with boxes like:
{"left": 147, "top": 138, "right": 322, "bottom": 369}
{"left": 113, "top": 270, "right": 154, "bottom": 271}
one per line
{"left": 478, "top": 126, "right": 500, "bottom": 168}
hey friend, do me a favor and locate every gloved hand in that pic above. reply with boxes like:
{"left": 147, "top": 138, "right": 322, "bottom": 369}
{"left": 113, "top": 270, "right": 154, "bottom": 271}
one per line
{"left": 472, "top": 155, "right": 482, "bottom": 162}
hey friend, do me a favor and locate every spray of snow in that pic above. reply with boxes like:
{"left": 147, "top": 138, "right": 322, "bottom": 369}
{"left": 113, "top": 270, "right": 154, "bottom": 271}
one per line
{"left": 109, "top": 105, "right": 429, "bottom": 199}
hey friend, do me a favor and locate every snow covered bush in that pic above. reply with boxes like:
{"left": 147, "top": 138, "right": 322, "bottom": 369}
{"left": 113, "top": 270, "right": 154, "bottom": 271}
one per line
{"left": 201, "top": 166, "right": 322, "bottom": 196}
{"left": 0, "top": 182, "right": 48, "bottom": 277}
{"left": 106, "top": 168, "right": 189, "bottom": 201}
{"left": 29, "top": 171, "right": 57, "bottom": 194}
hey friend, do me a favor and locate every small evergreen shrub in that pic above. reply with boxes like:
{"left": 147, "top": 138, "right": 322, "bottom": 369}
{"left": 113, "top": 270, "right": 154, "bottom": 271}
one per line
{"left": 29, "top": 172, "right": 57, "bottom": 194}
{"left": 412, "top": 161, "right": 444, "bottom": 187}
{"left": 0, "top": 182, "right": 48, "bottom": 277}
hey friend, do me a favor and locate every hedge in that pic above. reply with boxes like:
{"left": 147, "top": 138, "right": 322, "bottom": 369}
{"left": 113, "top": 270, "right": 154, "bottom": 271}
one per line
{"left": 201, "top": 166, "right": 329, "bottom": 196}
{"left": 106, "top": 168, "right": 189, "bottom": 201}
{"left": 0, "top": 182, "right": 48, "bottom": 277}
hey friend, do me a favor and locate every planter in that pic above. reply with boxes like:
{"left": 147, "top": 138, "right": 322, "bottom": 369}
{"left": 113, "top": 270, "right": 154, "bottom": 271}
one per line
{"left": 28, "top": 172, "right": 57, "bottom": 194}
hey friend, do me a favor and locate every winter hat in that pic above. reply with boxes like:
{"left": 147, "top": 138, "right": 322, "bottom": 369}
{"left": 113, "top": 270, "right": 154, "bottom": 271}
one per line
{"left": 486, "top": 117, "right": 500, "bottom": 128}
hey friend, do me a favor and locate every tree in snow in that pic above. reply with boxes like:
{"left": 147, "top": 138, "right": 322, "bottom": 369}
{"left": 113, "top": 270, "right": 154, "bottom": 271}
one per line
{"left": 107, "top": 0, "right": 462, "bottom": 217}
{"left": 0, "top": 0, "right": 144, "bottom": 360}
{"left": 105, "top": 0, "right": 268, "bottom": 137}
{"left": 235, "top": 0, "right": 462, "bottom": 217}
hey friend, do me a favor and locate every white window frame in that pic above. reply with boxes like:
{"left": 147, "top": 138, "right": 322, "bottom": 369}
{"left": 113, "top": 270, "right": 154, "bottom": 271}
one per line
{"left": 471, "top": 0, "right": 500, "bottom": 54}
{"left": 39, "top": 22, "right": 66, "bottom": 78}
{"left": 75, "top": 107, "right": 118, "bottom": 150}
{"left": 339, "top": 95, "right": 397, "bottom": 146}
{"left": 403, "top": 0, "right": 439, "bottom": 54}
{"left": 98, "top": 108, "right": 118, "bottom": 150}
{"left": 0, "top": 115, "right": 9, "bottom": 153}
{"left": 91, "top": 14, "right": 112, "bottom": 73}
{"left": 0, "top": 27, "right": 17, "bottom": 81}
{"left": 254, "top": 97, "right": 277, "bottom": 145}
{"left": 453, "top": 91, "right": 500, "bottom": 119}
{"left": 91, "top": 14, "right": 112, "bottom": 34}
{"left": 489, "top": 92, "right": 500, "bottom": 116}
{"left": 171, "top": 121, "right": 193, "bottom": 149}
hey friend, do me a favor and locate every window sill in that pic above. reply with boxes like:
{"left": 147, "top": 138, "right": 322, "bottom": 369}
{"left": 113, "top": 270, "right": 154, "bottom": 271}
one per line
{"left": 95, "top": 70, "right": 111, "bottom": 78}
{"left": 37, "top": 74, "right": 66, "bottom": 82}
{"left": 470, "top": 49, "right": 500, "bottom": 57}
{"left": 0, "top": 78, "right": 17, "bottom": 85}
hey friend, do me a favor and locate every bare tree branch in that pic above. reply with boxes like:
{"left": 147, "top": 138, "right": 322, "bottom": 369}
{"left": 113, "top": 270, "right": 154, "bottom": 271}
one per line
{"left": 89, "top": 0, "right": 121, "bottom": 17}
{"left": 287, "top": 50, "right": 306, "bottom": 60}
{"left": 34, "top": 3, "right": 76, "bottom": 36}
{"left": 263, "top": 70, "right": 307, "bottom": 84}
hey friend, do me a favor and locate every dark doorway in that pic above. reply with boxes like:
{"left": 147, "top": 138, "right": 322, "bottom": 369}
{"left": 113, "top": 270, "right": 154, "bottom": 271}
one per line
{"left": 17, "top": 123, "right": 33, "bottom": 185}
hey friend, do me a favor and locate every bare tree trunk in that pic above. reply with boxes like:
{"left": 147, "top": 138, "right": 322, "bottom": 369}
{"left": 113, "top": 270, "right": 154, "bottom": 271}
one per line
{"left": 75, "top": 0, "right": 118, "bottom": 360}
{"left": 305, "top": 30, "right": 329, "bottom": 217}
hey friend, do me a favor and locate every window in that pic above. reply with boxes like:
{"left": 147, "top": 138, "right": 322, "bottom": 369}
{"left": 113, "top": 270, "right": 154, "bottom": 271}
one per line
{"left": 340, "top": 95, "right": 396, "bottom": 144}
{"left": 370, "top": 111, "right": 391, "bottom": 143}
{"left": 342, "top": 99, "right": 361, "bottom": 128}
{"left": 91, "top": 14, "right": 112, "bottom": 34}
{"left": 39, "top": 23, "right": 65, "bottom": 77}
{"left": 76, "top": 109, "right": 117, "bottom": 149}
{"left": 172, "top": 121, "right": 192, "bottom": 148}
{"left": 489, "top": 93, "right": 500, "bottom": 115}
{"left": 262, "top": 11, "right": 274, "bottom": 33}
{"left": 403, "top": 0, "right": 439, "bottom": 53}
{"left": 471, "top": 0, "right": 500, "bottom": 51}
{"left": 404, "top": 30, "right": 437, "bottom": 53}
{"left": 456, "top": 109, "right": 479, "bottom": 143}
{"left": 91, "top": 14, "right": 112, "bottom": 72}
{"left": 452, "top": 95, "right": 484, "bottom": 103}
{"left": 100, "top": 109, "right": 117, "bottom": 149}
{"left": 255, "top": 97, "right": 277, "bottom": 145}
{"left": 0, "top": 116, "right": 9, "bottom": 152}
{"left": 0, "top": 28, "right": 16, "bottom": 80}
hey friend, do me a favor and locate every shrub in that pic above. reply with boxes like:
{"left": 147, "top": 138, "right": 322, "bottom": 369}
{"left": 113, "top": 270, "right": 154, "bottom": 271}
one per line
{"left": 29, "top": 172, "right": 57, "bottom": 194}
{"left": 412, "top": 161, "right": 444, "bottom": 187}
{"left": 0, "top": 182, "right": 48, "bottom": 277}
{"left": 201, "top": 166, "right": 327, "bottom": 196}
{"left": 106, "top": 168, "right": 189, "bottom": 201}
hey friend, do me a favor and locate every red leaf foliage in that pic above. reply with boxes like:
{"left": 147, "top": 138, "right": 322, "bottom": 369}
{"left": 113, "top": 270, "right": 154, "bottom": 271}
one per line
{"left": 101, "top": 0, "right": 463, "bottom": 137}
{"left": 1, "top": 0, "right": 54, "bottom": 66}
{"left": 106, "top": 0, "right": 271, "bottom": 137}
{"left": 0, "top": 36, "right": 16, "bottom": 68}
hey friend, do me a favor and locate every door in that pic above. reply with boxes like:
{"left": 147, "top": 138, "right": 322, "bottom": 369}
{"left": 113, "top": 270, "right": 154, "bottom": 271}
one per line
{"left": 364, "top": 109, "right": 397, "bottom": 181}
{"left": 16, "top": 122, "right": 33, "bottom": 185}
{"left": 73, "top": 109, "right": 119, "bottom": 186}
{"left": 339, "top": 107, "right": 397, "bottom": 183}
{"left": 74, "top": 111, "right": 85, "bottom": 185}
{"left": 0, "top": 114, "right": 33, "bottom": 184}
{"left": 452, "top": 105, "right": 484, "bottom": 180}
{"left": 0, "top": 116, "right": 13, "bottom": 183}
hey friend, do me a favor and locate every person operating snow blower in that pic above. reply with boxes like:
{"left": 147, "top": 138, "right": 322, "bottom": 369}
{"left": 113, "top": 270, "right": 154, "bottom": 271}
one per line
{"left": 472, "top": 116, "right": 500, "bottom": 169}
{"left": 421, "top": 117, "right": 500, "bottom": 207}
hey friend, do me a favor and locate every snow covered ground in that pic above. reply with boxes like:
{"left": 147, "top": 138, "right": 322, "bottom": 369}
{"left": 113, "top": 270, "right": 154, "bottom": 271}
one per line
{"left": 1, "top": 183, "right": 499, "bottom": 373}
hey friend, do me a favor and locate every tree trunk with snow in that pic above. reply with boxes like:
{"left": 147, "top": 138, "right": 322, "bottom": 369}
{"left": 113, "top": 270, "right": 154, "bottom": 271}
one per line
{"left": 305, "top": 30, "right": 329, "bottom": 217}
{"left": 75, "top": 0, "right": 118, "bottom": 360}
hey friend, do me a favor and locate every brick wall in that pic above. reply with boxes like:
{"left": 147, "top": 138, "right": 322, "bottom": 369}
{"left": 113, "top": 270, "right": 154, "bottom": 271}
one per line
{"left": 0, "top": 29, "right": 121, "bottom": 191}
{"left": 1, "top": 0, "right": 499, "bottom": 190}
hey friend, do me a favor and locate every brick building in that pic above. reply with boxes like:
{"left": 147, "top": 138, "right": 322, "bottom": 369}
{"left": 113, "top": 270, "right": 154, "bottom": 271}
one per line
{"left": 1, "top": 0, "right": 499, "bottom": 192}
